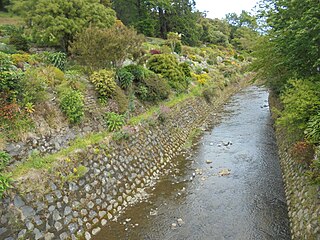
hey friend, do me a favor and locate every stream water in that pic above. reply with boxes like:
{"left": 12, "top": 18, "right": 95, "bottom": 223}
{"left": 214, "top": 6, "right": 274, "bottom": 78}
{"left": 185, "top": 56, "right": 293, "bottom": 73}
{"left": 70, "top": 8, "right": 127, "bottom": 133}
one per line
{"left": 94, "top": 86, "right": 291, "bottom": 240}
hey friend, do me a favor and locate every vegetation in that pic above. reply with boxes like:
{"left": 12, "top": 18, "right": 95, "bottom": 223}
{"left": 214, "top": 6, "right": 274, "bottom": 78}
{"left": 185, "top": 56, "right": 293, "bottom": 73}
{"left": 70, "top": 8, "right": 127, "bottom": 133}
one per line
{"left": 253, "top": 0, "right": 320, "bottom": 184}
{"left": 59, "top": 89, "right": 85, "bottom": 124}
{"left": 0, "top": 0, "right": 253, "bottom": 198}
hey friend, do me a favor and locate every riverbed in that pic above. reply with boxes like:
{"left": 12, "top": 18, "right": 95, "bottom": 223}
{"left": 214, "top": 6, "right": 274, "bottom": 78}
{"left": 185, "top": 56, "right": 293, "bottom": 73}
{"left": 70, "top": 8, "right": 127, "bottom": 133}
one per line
{"left": 94, "top": 86, "right": 291, "bottom": 240}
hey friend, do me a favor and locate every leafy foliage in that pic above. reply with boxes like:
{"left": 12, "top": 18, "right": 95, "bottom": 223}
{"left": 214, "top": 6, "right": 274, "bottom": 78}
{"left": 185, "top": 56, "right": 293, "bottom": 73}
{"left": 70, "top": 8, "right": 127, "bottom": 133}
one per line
{"left": 116, "top": 68, "right": 134, "bottom": 89}
{"left": 10, "top": 0, "right": 116, "bottom": 51}
{"left": 0, "top": 151, "right": 10, "bottom": 171}
{"left": 136, "top": 71, "right": 171, "bottom": 102}
{"left": 0, "top": 174, "right": 11, "bottom": 198}
{"left": 147, "top": 54, "right": 188, "bottom": 92}
{"left": 90, "top": 70, "right": 116, "bottom": 98}
{"left": 276, "top": 79, "right": 320, "bottom": 139}
{"left": 105, "top": 112, "right": 125, "bottom": 132}
{"left": 44, "top": 52, "right": 67, "bottom": 71}
{"left": 305, "top": 113, "right": 320, "bottom": 144}
{"left": 71, "top": 24, "right": 144, "bottom": 70}
{"left": 59, "top": 88, "right": 84, "bottom": 124}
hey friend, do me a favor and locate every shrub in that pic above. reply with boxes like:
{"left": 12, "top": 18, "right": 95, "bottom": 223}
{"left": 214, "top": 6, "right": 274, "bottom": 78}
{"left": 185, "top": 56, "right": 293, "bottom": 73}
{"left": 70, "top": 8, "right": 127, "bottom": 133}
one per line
{"left": 112, "top": 86, "right": 129, "bottom": 113}
{"left": 123, "top": 64, "right": 147, "bottom": 82}
{"left": 305, "top": 113, "right": 320, "bottom": 144}
{"left": 11, "top": 53, "right": 36, "bottom": 66}
{"left": 137, "top": 85, "right": 148, "bottom": 101}
{"left": 277, "top": 79, "right": 320, "bottom": 139}
{"left": 90, "top": 70, "right": 117, "bottom": 98}
{"left": 9, "top": 31, "right": 29, "bottom": 52}
{"left": 0, "top": 151, "right": 11, "bottom": 171}
{"left": 179, "top": 62, "right": 192, "bottom": 77}
{"left": 20, "top": 68, "right": 49, "bottom": 104}
{"left": 0, "top": 174, "right": 11, "bottom": 198}
{"left": 137, "top": 71, "right": 170, "bottom": 102}
{"left": 116, "top": 68, "right": 134, "bottom": 89}
{"left": 71, "top": 25, "right": 144, "bottom": 69}
{"left": 0, "top": 52, "right": 13, "bottom": 71}
{"left": 59, "top": 89, "right": 85, "bottom": 123}
{"left": 44, "top": 52, "right": 67, "bottom": 71}
{"left": 0, "top": 70, "right": 24, "bottom": 100}
{"left": 35, "top": 66, "right": 65, "bottom": 87}
{"left": 105, "top": 112, "right": 125, "bottom": 132}
{"left": 147, "top": 54, "right": 187, "bottom": 92}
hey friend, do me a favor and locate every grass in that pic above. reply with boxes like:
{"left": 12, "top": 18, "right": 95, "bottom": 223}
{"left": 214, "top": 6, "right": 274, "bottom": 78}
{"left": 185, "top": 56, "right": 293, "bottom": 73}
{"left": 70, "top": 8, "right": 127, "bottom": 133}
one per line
{"left": 0, "top": 11, "right": 23, "bottom": 25}
{"left": 10, "top": 85, "right": 204, "bottom": 179}
{"left": 129, "top": 85, "right": 202, "bottom": 125}
{"left": 10, "top": 131, "right": 110, "bottom": 179}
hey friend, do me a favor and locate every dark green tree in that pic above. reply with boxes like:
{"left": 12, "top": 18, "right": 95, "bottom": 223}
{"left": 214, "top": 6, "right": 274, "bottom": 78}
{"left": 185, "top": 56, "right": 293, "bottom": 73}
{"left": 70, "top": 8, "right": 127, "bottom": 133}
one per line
{"left": 10, "top": 0, "right": 116, "bottom": 52}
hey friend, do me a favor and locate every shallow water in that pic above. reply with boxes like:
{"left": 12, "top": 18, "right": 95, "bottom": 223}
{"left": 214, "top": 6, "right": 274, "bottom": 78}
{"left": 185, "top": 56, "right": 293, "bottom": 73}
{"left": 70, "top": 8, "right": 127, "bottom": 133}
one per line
{"left": 94, "top": 86, "right": 291, "bottom": 240}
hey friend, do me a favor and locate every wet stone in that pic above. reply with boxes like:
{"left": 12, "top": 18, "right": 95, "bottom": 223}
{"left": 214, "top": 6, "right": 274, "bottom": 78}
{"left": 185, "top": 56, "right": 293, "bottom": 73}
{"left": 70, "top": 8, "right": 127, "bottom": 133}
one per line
{"left": 34, "top": 228, "right": 43, "bottom": 240}
{"left": 46, "top": 194, "right": 54, "bottom": 203}
{"left": 55, "top": 221, "right": 63, "bottom": 231}
{"left": 21, "top": 206, "right": 36, "bottom": 219}
{"left": 89, "top": 210, "right": 97, "bottom": 219}
{"left": 92, "top": 227, "right": 101, "bottom": 236}
{"left": 64, "top": 206, "right": 72, "bottom": 216}
{"left": 0, "top": 227, "right": 7, "bottom": 235}
{"left": 18, "top": 229, "right": 27, "bottom": 238}
{"left": 88, "top": 201, "right": 94, "bottom": 209}
{"left": 14, "top": 195, "right": 25, "bottom": 208}
{"left": 48, "top": 205, "right": 55, "bottom": 212}
{"left": 64, "top": 215, "right": 72, "bottom": 225}
{"left": 44, "top": 232, "right": 55, "bottom": 240}
{"left": 60, "top": 232, "right": 69, "bottom": 240}
{"left": 85, "top": 232, "right": 91, "bottom": 240}
{"left": 26, "top": 221, "right": 34, "bottom": 230}
{"left": 68, "top": 223, "right": 78, "bottom": 234}
{"left": 53, "top": 209, "right": 62, "bottom": 221}
{"left": 54, "top": 190, "right": 62, "bottom": 199}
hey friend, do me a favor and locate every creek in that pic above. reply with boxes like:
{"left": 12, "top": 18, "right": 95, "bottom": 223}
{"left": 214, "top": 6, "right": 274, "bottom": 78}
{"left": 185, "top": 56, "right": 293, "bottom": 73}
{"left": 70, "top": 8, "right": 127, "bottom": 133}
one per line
{"left": 94, "top": 86, "right": 291, "bottom": 240}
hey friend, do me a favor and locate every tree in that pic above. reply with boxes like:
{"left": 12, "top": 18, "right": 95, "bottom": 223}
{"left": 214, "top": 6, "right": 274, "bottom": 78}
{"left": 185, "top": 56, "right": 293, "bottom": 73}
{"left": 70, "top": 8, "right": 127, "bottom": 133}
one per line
{"left": 71, "top": 23, "right": 144, "bottom": 70}
{"left": 10, "top": 0, "right": 116, "bottom": 52}
{"left": 253, "top": 0, "right": 320, "bottom": 91}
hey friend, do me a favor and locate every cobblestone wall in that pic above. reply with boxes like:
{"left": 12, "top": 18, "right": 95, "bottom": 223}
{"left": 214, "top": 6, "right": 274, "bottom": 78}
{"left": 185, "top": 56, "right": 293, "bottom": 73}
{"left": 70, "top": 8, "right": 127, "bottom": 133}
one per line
{"left": 0, "top": 95, "right": 218, "bottom": 240}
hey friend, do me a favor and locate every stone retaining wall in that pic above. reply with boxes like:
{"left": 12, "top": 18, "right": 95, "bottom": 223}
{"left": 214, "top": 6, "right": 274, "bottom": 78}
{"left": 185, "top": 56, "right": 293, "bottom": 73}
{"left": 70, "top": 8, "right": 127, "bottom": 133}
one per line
{"left": 271, "top": 95, "right": 320, "bottom": 240}
{"left": 0, "top": 90, "right": 227, "bottom": 240}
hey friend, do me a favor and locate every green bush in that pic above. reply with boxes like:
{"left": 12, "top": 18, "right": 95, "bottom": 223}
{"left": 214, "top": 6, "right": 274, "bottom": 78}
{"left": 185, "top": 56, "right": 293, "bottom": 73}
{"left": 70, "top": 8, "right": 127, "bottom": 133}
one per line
{"left": 0, "top": 174, "right": 11, "bottom": 198}
{"left": 277, "top": 79, "right": 320, "bottom": 139}
{"left": 116, "top": 68, "right": 134, "bottom": 89}
{"left": 9, "top": 31, "right": 29, "bottom": 52}
{"left": 179, "top": 62, "right": 192, "bottom": 77}
{"left": 0, "top": 151, "right": 10, "bottom": 171}
{"left": 122, "top": 64, "right": 147, "bottom": 82}
{"left": 59, "top": 89, "right": 85, "bottom": 123}
{"left": 20, "top": 68, "right": 48, "bottom": 104}
{"left": 105, "top": 112, "right": 125, "bottom": 132}
{"left": 137, "top": 85, "right": 148, "bottom": 101}
{"left": 112, "top": 86, "right": 129, "bottom": 113}
{"left": 147, "top": 54, "right": 187, "bottom": 92}
{"left": 305, "top": 113, "right": 320, "bottom": 144}
{"left": 42, "top": 52, "right": 67, "bottom": 71}
{"left": 136, "top": 71, "right": 170, "bottom": 102}
{"left": 90, "top": 69, "right": 117, "bottom": 98}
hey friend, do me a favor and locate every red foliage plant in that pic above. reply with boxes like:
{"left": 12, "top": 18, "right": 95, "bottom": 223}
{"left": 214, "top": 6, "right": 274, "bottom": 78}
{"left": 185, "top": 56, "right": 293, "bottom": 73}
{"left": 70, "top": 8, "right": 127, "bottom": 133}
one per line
{"left": 150, "top": 49, "right": 161, "bottom": 55}
{"left": 290, "top": 141, "right": 315, "bottom": 166}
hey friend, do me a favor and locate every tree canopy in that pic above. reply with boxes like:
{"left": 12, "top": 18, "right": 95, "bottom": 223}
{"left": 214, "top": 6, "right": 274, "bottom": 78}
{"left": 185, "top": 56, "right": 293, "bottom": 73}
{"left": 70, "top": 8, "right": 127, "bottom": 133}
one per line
{"left": 10, "top": 0, "right": 116, "bottom": 51}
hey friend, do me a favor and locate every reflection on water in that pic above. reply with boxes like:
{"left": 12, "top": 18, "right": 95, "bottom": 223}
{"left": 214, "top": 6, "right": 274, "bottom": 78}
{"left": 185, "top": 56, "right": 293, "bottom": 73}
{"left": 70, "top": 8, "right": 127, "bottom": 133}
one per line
{"left": 94, "top": 86, "right": 291, "bottom": 240}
